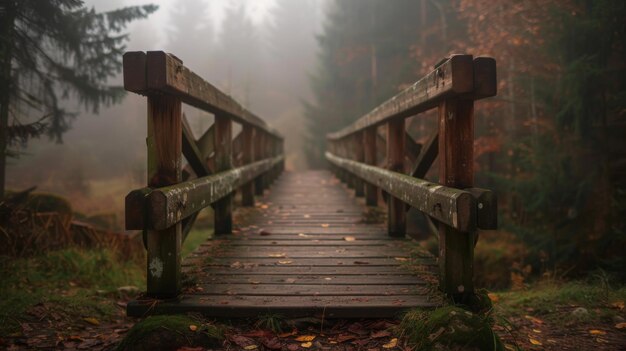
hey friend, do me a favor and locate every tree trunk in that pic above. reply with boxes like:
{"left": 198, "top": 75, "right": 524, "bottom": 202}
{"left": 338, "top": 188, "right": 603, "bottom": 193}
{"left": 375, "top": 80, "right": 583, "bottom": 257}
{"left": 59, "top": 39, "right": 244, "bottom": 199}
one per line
{"left": 0, "top": 1, "right": 16, "bottom": 198}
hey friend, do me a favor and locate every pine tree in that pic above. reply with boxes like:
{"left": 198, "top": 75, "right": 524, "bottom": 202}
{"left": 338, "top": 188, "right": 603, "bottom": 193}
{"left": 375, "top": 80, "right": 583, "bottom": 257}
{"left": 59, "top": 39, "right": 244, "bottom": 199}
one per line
{"left": 0, "top": 0, "right": 157, "bottom": 197}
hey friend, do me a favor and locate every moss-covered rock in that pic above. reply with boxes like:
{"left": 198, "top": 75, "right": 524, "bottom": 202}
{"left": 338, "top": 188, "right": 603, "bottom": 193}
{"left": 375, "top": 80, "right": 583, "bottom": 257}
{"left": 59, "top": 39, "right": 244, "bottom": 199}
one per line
{"left": 116, "top": 315, "right": 224, "bottom": 351}
{"left": 400, "top": 306, "right": 504, "bottom": 351}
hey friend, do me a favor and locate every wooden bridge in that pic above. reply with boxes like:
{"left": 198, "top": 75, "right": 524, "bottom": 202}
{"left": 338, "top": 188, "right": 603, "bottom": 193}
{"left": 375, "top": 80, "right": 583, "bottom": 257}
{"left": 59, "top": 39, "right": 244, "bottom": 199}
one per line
{"left": 123, "top": 51, "right": 497, "bottom": 318}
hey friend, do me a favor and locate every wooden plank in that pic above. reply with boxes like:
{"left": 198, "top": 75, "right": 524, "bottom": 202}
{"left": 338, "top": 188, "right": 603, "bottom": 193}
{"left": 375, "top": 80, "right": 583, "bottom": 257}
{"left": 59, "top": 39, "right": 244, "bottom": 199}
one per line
{"left": 327, "top": 55, "right": 474, "bottom": 140}
{"left": 438, "top": 98, "right": 475, "bottom": 300}
{"left": 196, "top": 274, "right": 427, "bottom": 285}
{"left": 195, "top": 266, "right": 416, "bottom": 275}
{"left": 127, "top": 294, "right": 438, "bottom": 318}
{"left": 130, "top": 51, "right": 282, "bottom": 139}
{"left": 240, "top": 124, "right": 254, "bottom": 206}
{"left": 184, "top": 257, "right": 430, "bottom": 267}
{"left": 190, "top": 284, "right": 424, "bottom": 296}
{"left": 325, "top": 152, "right": 476, "bottom": 231}
{"left": 142, "top": 156, "right": 283, "bottom": 230}
{"left": 387, "top": 118, "right": 406, "bottom": 237}
{"left": 145, "top": 94, "right": 182, "bottom": 298}
{"left": 221, "top": 239, "right": 411, "bottom": 247}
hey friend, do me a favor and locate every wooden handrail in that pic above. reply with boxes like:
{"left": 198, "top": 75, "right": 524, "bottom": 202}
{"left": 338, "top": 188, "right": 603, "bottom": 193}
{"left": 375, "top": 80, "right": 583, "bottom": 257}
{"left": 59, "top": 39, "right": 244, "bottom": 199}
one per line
{"left": 325, "top": 54, "right": 497, "bottom": 302}
{"left": 123, "top": 50, "right": 284, "bottom": 298}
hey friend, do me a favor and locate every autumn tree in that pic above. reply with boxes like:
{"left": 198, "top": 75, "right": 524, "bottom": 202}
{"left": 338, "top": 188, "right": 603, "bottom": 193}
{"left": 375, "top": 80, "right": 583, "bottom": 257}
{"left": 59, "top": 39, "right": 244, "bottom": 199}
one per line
{"left": 0, "top": 0, "right": 157, "bottom": 197}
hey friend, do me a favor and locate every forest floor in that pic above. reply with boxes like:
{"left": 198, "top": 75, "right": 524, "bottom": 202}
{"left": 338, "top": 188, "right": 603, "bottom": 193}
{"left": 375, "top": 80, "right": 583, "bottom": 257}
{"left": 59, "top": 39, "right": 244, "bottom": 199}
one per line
{"left": 1, "top": 230, "right": 624, "bottom": 350}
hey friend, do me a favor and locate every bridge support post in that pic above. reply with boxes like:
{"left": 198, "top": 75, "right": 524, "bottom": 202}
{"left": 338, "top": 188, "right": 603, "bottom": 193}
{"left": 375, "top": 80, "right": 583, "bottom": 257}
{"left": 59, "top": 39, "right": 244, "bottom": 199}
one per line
{"left": 241, "top": 124, "right": 254, "bottom": 206}
{"left": 364, "top": 128, "right": 378, "bottom": 206}
{"left": 146, "top": 95, "right": 182, "bottom": 298}
{"left": 214, "top": 114, "right": 232, "bottom": 235}
{"left": 254, "top": 130, "right": 265, "bottom": 196}
{"left": 386, "top": 118, "right": 406, "bottom": 237}
{"left": 353, "top": 132, "right": 365, "bottom": 197}
{"left": 438, "top": 97, "right": 475, "bottom": 301}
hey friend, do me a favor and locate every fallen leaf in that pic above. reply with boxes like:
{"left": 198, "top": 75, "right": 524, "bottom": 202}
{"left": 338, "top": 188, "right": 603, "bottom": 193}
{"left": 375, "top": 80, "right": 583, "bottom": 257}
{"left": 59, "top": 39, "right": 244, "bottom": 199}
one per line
{"left": 278, "top": 260, "right": 293, "bottom": 265}
{"left": 394, "top": 257, "right": 408, "bottom": 262}
{"left": 589, "top": 329, "right": 606, "bottom": 335}
{"left": 321, "top": 224, "right": 329, "bottom": 228}
{"left": 300, "top": 342, "right": 312, "bottom": 348}
{"left": 278, "top": 330, "right": 297, "bottom": 338}
{"left": 371, "top": 330, "right": 391, "bottom": 338}
{"left": 343, "top": 236, "right": 356, "bottom": 241}
{"left": 269, "top": 253, "right": 286, "bottom": 258}
{"left": 488, "top": 293, "right": 499, "bottom": 303}
{"left": 244, "top": 345, "right": 258, "bottom": 350}
{"left": 261, "top": 205, "right": 269, "bottom": 209}
{"left": 298, "top": 233, "right": 309, "bottom": 237}
{"left": 67, "top": 335, "right": 83, "bottom": 341}
{"left": 524, "top": 315, "right": 544, "bottom": 324}
{"left": 285, "top": 278, "right": 296, "bottom": 283}
{"left": 529, "top": 338, "right": 542, "bottom": 346}
{"left": 189, "top": 325, "right": 197, "bottom": 332}
{"left": 304, "top": 214, "right": 311, "bottom": 218}
{"left": 83, "top": 317, "right": 100, "bottom": 326}
{"left": 259, "top": 229, "right": 271, "bottom": 236}
{"left": 611, "top": 300, "right": 624, "bottom": 310}
{"left": 295, "top": 335, "right": 316, "bottom": 342}
{"left": 382, "top": 338, "right": 398, "bottom": 348}
{"left": 615, "top": 322, "right": 626, "bottom": 329}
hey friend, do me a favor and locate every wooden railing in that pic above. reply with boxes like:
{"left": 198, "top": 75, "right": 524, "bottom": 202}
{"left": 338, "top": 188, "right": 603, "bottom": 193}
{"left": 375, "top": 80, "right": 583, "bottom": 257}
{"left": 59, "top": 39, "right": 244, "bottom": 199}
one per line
{"left": 326, "top": 54, "right": 497, "bottom": 300}
{"left": 123, "top": 51, "right": 284, "bottom": 298}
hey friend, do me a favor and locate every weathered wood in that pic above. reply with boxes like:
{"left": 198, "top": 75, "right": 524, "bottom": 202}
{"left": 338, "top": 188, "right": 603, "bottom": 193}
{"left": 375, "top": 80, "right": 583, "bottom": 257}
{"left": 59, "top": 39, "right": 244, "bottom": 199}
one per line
{"left": 125, "top": 187, "right": 152, "bottom": 230}
{"left": 438, "top": 98, "right": 475, "bottom": 300}
{"left": 363, "top": 128, "right": 378, "bottom": 206}
{"left": 254, "top": 130, "right": 265, "bottom": 196}
{"left": 353, "top": 132, "right": 365, "bottom": 197}
{"left": 327, "top": 55, "right": 474, "bottom": 140}
{"left": 213, "top": 114, "right": 232, "bottom": 235}
{"left": 146, "top": 95, "right": 182, "bottom": 298}
{"left": 141, "top": 156, "right": 283, "bottom": 230}
{"left": 181, "top": 114, "right": 210, "bottom": 177}
{"left": 472, "top": 57, "right": 497, "bottom": 100}
{"left": 125, "top": 51, "right": 282, "bottom": 139}
{"left": 410, "top": 132, "right": 439, "bottom": 178}
{"left": 123, "top": 51, "right": 147, "bottom": 93}
{"left": 325, "top": 152, "right": 476, "bottom": 231}
{"left": 466, "top": 188, "right": 497, "bottom": 230}
{"left": 387, "top": 118, "right": 406, "bottom": 237}
{"left": 405, "top": 132, "right": 422, "bottom": 165}
{"left": 240, "top": 124, "right": 255, "bottom": 206}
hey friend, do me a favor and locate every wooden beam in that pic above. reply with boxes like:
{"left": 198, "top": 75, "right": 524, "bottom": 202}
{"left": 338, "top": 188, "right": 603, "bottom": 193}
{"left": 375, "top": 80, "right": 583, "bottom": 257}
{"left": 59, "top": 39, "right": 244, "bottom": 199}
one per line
{"left": 327, "top": 55, "right": 474, "bottom": 140}
{"left": 410, "top": 132, "right": 439, "bottom": 178}
{"left": 139, "top": 156, "right": 284, "bottom": 230}
{"left": 213, "top": 114, "right": 232, "bottom": 235}
{"left": 241, "top": 124, "right": 254, "bottom": 206}
{"left": 181, "top": 114, "right": 210, "bottom": 177}
{"left": 466, "top": 188, "right": 497, "bottom": 230}
{"left": 125, "top": 51, "right": 282, "bottom": 140}
{"left": 145, "top": 94, "right": 182, "bottom": 298}
{"left": 438, "top": 98, "right": 475, "bottom": 300}
{"left": 386, "top": 119, "right": 406, "bottom": 237}
{"left": 405, "top": 132, "right": 422, "bottom": 166}
{"left": 325, "top": 152, "right": 475, "bottom": 232}
{"left": 363, "top": 128, "right": 377, "bottom": 206}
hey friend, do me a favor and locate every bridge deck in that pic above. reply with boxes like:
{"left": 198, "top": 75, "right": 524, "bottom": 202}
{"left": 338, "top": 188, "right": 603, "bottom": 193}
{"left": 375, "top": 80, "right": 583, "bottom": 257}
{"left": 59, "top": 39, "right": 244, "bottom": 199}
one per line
{"left": 128, "top": 170, "right": 442, "bottom": 318}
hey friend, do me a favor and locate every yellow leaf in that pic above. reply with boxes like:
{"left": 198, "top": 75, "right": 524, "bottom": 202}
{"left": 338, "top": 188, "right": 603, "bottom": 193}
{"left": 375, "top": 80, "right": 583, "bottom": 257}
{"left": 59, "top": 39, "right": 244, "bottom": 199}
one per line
{"left": 615, "top": 322, "right": 626, "bottom": 329}
{"left": 343, "top": 236, "right": 356, "bottom": 241}
{"left": 589, "top": 329, "right": 606, "bottom": 335}
{"left": 278, "top": 260, "right": 293, "bottom": 264}
{"left": 301, "top": 341, "right": 312, "bottom": 348}
{"left": 394, "top": 257, "right": 408, "bottom": 262}
{"left": 295, "top": 335, "right": 316, "bottom": 342}
{"left": 524, "top": 315, "right": 544, "bottom": 324}
{"left": 487, "top": 293, "right": 499, "bottom": 303}
{"left": 189, "top": 325, "right": 197, "bottom": 331}
{"left": 244, "top": 345, "right": 258, "bottom": 350}
{"left": 269, "top": 253, "right": 286, "bottom": 258}
{"left": 260, "top": 205, "right": 269, "bottom": 209}
{"left": 382, "top": 338, "right": 398, "bottom": 349}
{"left": 321, "top": 224, "right": 329, "bottom": 228}
{"left": 83, "top": 317, "right": 100, "bottom": 326}
{"left": 298, "top": 233, "right": 309, "bottom": 237}
{"left": 529, "top": 338, "right": 542, "bottom": 346}
{"left": 611, "top": 300, "right": 624, "bottom": 310}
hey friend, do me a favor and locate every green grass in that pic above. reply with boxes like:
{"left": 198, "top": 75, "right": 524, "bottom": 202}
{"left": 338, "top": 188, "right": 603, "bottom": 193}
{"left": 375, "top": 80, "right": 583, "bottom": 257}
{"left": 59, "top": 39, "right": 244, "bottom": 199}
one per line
{"left": 0, "top": 248, "right": 145, "bottom": 336}
{"left": 494, "top": 280, "right": 626, "bottom": 324}
{"left": 182, "top": 228, "right": 212, "bottom": 258}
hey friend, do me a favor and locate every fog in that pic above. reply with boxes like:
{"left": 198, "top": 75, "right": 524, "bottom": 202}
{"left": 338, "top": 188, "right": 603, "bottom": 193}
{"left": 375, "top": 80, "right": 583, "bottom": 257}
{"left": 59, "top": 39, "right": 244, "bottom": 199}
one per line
{"left": 6, "top": 0, "right": 325, "bottom": 217}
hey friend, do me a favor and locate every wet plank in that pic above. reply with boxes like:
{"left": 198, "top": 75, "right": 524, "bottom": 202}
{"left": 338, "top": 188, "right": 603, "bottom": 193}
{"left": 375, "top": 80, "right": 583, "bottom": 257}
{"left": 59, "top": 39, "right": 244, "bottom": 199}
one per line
{"left": 128, "top": 170, "right": 441, "bottom": 318}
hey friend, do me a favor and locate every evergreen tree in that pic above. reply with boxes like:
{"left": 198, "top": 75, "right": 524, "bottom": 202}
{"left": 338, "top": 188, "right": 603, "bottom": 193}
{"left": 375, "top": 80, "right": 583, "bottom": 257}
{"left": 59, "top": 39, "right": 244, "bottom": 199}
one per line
{"left": 0, "top": 0, "right": 157, "bottom": 197}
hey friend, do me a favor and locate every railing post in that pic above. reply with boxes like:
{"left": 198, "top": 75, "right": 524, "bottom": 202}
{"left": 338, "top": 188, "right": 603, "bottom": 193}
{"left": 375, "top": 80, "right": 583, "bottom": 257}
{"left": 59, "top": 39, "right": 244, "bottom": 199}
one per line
{"left": 214, "top": 114, "right": 232, "bottom": 235}
{"left": 386, "top": 118, "right": 406, "bottom": 237}
{"left": 254, "top": 130, "right": 265, "bottom": 196}
{"left": 353, "top": 132, "right": 364, "bottom": 197}
{"left": 146, "top": 95, "right": 182, "bottom": 298}
{"left": 438, "top": 97, "right": 475, "bottom": 300}
{"left": 364, "top": 128, "right": 378, "bottom": 206}
{"left": 241, "top": 124, "right": 254, "bottom": 206}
